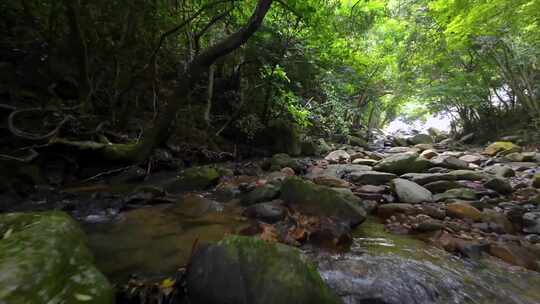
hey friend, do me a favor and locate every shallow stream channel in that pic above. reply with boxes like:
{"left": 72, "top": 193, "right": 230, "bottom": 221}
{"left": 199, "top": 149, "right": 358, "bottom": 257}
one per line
{"left": 81, "top": 185, "right": 540, "bottom": 304}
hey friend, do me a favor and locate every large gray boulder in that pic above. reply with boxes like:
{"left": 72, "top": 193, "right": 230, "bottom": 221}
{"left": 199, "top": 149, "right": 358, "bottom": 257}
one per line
{"left": 0, "top": 212, "right": 113, "bottom": 304}
{"left": 374, "top": 153, "right": 432, "bottom": 175}
{"left": 281, "top": 177, "right": 366, "bottom": 227}
{"left": 186, "top": 235, "right": 342, "bottom": 304}
{"left": 391, "top": 178, "right": 433, "bottom": 204}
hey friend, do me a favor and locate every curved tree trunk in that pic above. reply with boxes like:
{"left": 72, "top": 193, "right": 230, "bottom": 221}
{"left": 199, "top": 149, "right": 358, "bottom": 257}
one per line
{"left": 131, "top": 0, "right": 274, "bottom": 162}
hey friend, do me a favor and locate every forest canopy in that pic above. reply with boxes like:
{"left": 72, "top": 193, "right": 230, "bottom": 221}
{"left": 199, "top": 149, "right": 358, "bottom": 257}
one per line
{"left": 1, "top": 0, "right": 539, "bottom": 162}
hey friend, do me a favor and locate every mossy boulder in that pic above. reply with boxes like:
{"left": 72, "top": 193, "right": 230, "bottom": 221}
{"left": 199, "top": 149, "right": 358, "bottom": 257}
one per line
{"left": 0, "top": 212, "right": 113, "bottom": 304}
{"left": 167, "top": 166, "right": 221, "bottom": 192}
{"left": 186, "top": 235, "right": 342, "bottom": 304}
{"left": 408, "top": 134, "right": 433, "bottom": 145}
{"left": 483, "top": 141, "right": 521, "bottom": 156}
{"left": 266, "top": 153, "right": 303, "bottom": 173}
{"left": 374, "top": 153, "right": 432, "bottom": 175}
{"left": 281, "top": 177, "right": 366, "bottom": 227}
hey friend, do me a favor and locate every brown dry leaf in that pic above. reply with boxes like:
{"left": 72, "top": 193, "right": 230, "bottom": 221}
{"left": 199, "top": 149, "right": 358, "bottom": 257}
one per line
{"left": 259, "top": 223, "right": 279, "bottom": 243}
{"left": 288, "top": 226, "right": 307, "bottom": 242}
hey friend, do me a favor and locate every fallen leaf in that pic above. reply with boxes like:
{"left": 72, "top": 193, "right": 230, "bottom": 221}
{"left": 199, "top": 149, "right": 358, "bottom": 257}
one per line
{"left": 3, "top": 228, "right": 13, "bottom": 240}
{"left": 74, "top": 293, "right": 93, "bottom": 301}
{"left": 259, "top": 223, "right": 279, "bottom": 243}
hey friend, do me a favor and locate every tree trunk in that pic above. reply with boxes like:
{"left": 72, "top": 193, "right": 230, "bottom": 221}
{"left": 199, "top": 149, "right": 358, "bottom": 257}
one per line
{"left": 204, "top": 64, "right": 216, "bottom": 127}
{"left": 64, "top": 0, "right": 91, "bottom": 112}
{"left": 132, "top": 0, "right": 274, "bottom": 162}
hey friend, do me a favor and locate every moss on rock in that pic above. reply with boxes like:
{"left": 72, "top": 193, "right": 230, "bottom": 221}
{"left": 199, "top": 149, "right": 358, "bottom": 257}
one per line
{"left": 483, "top": 141, "right": 521, "bottom": 156}
{"left": 186, "top": 235, "right": 342, "bottom": 304}
{"left": 280, "top": 177, "right": 366, "bottom": 227}
{"left": 0, "top": 212, "right": 113, "bottom": 304}
{"left": 167, "top": 165, "right": 221, "bottom": 192}
{"left": 374, "top": 153, "right": 432, "bottom": 175}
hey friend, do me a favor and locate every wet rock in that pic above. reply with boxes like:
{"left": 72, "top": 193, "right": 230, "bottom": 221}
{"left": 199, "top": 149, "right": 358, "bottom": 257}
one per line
{"left": 434, "top": 232, "right": 486, "bottom": 259}
{"left": 414, "top": 220, "right": 445, "bottom": 233}
{"left": 377, "top": 203, "right": 416, "bottom": 219}
{"left": 400, "top": 173, "right": 456, "bottom": 185}
{"left": 481, "top": 209, "right": 514, "bottom": 234}
{"left": 352, "top": 158, "right": 378, "bottom": 166}
{"left": 523, "top": 212, "right": 540, "bottom": 234}
{"left": 459, "top": 154, "right": 483, "bottom": 165}
{"left": 388, "top": 146, "right": 416, "bottom": 153}
{"left": 281, "top": 177, "right": 366, "bottom": 227}
{"left": 186, "top": 235, "right": 341, "bottom": 304}
{"left": 167, "top": 166, "right": 221, "bottom": 192}
{"left": 446, "top": 202, "right": 483, "bottom": 221}
{"left": 533, "top": 173, "right": 540, "bottom": 188}
{"left": 267, "top": 153, "right": 303, "bottom": 172}
{"left": 374, "top": 153, "right": 432, "bottom": 175}
{"left": 423, "top": 180, "right": 462, "bottom": 193}
{"left": 448, "top": 170, "right": 487, "bottom": 181}
{"left": 504, "top": 152, "right": 528, "bottom": 162}
{"left": 483, "top": 142, "right": 521, "bottom": 156}
{"left": 420, "top": 149, "right": 438, "bottom": 159}
{"left": 349, "top": 171, "right": 397, "bottom": 185}
{"left": 526, "top": 234, "right": 540, "bottom": 244}
{"left": 243, "top": 200, "right": 286, "bottom": 223}
{"left": 414, "top": 144, "right": 433, "bottom": 152}
{"left": 484, "top": 177, "right": 512, "bottom": 194}
{"left": 434, "top": 188, "right": 477, "bottom": 201}
{"left": 484, "top": 164, "right": 515, "bottom": 178}
{"left": 241, "top": 184, "right": 280, "bottom": 206}
{"left": 309, "top": 217, "right": 354, "bottom": 249}
{"left": 391, "top": 178, "right": 433, "bottom": 204}
{"left": 430, "top": 155, "right": 469, "bottom": 170}
{"left": 418, "top": 204, "right": 446, "bottom": 220}
{"left": 488, "top": 243, "right": 538, "bottom": 270}
{"left": 325, "top": 150, "right": 351, "bottom": 164}
{"left": 313, "top": 176, "right": 351, "bottom": 188}
{"left": 357, "top": 185, "right": 387, "bottom": 194}
{"left": 0, "top": 212, "right": 113, "bottom": 304}
{"left": 408, "top": 134, "right": 433, "bottom": 145}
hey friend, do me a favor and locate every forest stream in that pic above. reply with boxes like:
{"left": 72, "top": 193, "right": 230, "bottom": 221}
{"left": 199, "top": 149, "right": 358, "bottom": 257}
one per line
{"left": 1, "top": 1, "right": 540, "bottom": 303}
{"left": 50, "top": 134, "right": 537, "bottom": 304}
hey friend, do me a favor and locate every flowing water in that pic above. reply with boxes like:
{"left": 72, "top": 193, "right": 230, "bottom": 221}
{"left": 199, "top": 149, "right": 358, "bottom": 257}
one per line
{"left": 83, "top": 193, "right": 250, "bottom": 282}
{"left": 82, "top": 189, "right": 540, "bottom": 303}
